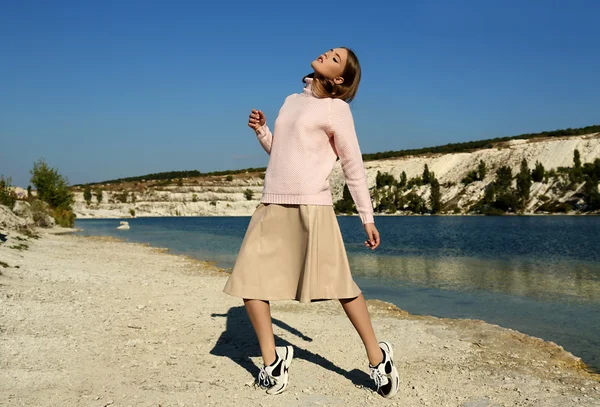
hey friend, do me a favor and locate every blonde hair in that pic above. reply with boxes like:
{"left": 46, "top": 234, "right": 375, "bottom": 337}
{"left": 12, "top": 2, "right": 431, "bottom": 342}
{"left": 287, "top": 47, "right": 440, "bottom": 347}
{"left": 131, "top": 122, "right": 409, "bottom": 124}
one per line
{"left": 303, "top": 47, "right": 361, "bottom": 103}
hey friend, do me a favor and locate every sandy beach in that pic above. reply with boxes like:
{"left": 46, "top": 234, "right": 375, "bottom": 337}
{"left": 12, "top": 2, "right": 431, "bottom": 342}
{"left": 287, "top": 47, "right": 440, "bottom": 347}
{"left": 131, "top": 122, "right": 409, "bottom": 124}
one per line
{"left": 1, "top": 230, "right": 599, "bottom": 407}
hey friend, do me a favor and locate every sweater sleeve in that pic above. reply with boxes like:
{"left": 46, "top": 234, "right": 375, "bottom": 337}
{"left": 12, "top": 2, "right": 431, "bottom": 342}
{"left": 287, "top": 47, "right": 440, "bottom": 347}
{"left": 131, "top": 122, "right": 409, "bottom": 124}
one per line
{"left": 329, "top": 100, "right": 374, "bottom": 225}
{"left": 255, "top": 124, "right": 273, "bottom": 155}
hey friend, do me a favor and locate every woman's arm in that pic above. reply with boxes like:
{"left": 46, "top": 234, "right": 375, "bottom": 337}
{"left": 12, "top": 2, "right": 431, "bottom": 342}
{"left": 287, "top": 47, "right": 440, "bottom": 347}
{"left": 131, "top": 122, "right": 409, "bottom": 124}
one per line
{"left": 249, "top": 109, "right": 272, "bottom": 155}
{"left": 328, "top": 100, "right": 374, "bottom": 225}
{"left": 255, "top": 124, "right": 273, "bottom": 155}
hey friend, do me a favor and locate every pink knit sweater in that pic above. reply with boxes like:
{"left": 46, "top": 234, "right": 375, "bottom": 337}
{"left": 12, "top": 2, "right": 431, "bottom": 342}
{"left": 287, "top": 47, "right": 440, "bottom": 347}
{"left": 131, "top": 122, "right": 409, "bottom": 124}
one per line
{"left": 256, "top": 78, "right": 374, "bottom": 225}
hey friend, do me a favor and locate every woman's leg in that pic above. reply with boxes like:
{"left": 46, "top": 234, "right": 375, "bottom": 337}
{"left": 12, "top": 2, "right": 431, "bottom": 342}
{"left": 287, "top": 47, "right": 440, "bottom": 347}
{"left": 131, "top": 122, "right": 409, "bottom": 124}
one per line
{"left": 340, "top": 294, "right": 384, "bottom": 366}
{"left": 244, "top": 299, "right": 276, "bottom": 366}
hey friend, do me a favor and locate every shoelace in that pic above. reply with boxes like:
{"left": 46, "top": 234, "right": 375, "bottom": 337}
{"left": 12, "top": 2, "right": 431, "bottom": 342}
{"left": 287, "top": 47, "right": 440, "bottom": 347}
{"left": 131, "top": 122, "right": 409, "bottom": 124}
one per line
{"left": 369, "top": 366, "right": 386, "bottom": 389}
{"left": 256, "top": 367, "right": 272, "bottom": 388}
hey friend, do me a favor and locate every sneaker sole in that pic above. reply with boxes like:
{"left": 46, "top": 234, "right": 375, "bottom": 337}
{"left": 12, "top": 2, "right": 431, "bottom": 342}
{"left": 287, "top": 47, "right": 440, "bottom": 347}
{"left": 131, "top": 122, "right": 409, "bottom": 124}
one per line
{"left": 378, "top": 341, "right": 400, "bottom": 398}
{"left": 266, "top": 346, "right": 294, "bottom": 395}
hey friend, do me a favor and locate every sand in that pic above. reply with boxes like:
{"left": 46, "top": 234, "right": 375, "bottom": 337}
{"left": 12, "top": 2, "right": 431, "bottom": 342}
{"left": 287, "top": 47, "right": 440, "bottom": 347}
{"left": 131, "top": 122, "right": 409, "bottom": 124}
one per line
{"left": 1, "top": 230, "right": 599, "bottom": 407}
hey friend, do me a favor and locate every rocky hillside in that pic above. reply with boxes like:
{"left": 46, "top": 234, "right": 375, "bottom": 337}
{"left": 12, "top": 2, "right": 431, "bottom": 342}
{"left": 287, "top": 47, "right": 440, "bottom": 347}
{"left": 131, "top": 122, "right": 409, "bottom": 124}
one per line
{"left": 72, "top": 133, "right": 600, "bottom": 219}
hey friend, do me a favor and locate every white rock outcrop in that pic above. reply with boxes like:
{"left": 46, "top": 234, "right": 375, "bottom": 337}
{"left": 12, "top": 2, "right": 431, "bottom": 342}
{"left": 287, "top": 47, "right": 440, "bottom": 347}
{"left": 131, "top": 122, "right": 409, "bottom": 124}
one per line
{"left": 72, "top": 133, "right": 600, "bottom": 218}
{"left": 1, "top": 204, "right": 26, "bottom": 230}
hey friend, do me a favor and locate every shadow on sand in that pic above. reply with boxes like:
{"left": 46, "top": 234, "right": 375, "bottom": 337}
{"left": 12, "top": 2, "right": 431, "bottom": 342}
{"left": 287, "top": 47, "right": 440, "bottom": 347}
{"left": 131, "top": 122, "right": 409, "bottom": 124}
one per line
{"left": 210, "top": 306, "right": 371, "bottom": 388}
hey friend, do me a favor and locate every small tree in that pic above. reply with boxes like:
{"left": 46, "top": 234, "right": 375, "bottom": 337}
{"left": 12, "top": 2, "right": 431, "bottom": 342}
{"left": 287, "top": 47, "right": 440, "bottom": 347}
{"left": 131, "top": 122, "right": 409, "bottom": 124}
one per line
{"left": 83, "top": 184, "right": 92, "bottom": 205}
{"left": 399, "top": 171, "right": 407, "bottom": 189}
{"left": 30, "top": 159, "right": 73, "bottom": 210}
{"left": 226, "top": 175, "right": 234, "bottom": 182}
{"left": 406, "top": 176, "right": 423, "bottom": 189}
{"left": 30, "top": 159, "right": 75, "bottom": 227}
{"left": 0, "top": 176, "right": 17, "bottom": 209}
{"left": 516, "top": 158, "right": 532, "bottom": 210}
{"left": 27, "top": 185, "right": 32, "bottom": 200}
{"left": 583, "top": 175, "right": 600, "bottom": 210}
{"left": 484, "top": 183, "right": 496, "bottom": 203}
{"left": 95, "top": 189, "right": 103, "bottom": 204}
{"left": 129, "top": 208, "right": 136, "bottom": 217}
{"left": 334, "top": 184, "right": 357, "bottom": 214}
{"left": 495, "top": 166, "right": 513, "bottom": 191}
{"left": 375, "top": 171, "right": 396, "bottom": 188}
{"left": 243, "top": 189, "right": 254, "bottom": 200}
{"left": 532, "top": 161, "right": 545, "bottom": 183}
{"left": 571, "top": 149, "right": 584, "bottom": 183}
{"left": 574, "top": 149, "right": 582, "bottom": 169}
{"left": 478, "top": 160, "right": 487, "bottom": 180}
{"left": 422, "top": 164, "right": 431, "bottom": 185}
{"left": 116, "top": 190, "right": 129, "bottom": 203}
{"left": 461, "top": 170, "right": 479, "bottom": 185}
{"left": 429, "top": 178, "right": 442, "bottom": 214}
{"left": 406, "top": 192, "right": 426, "bottom": 214}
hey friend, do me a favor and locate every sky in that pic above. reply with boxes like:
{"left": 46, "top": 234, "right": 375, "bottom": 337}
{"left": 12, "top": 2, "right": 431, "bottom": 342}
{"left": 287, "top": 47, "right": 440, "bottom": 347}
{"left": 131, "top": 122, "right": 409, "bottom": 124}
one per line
{"left": 1, "top": 0, "right": 599, "bottom": 187}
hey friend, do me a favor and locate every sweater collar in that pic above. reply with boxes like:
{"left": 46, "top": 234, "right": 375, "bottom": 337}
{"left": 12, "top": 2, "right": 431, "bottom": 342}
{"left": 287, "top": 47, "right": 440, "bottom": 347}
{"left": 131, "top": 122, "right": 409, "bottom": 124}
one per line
{"left": 303, "top": 77, "right": 315, "bottom": 96}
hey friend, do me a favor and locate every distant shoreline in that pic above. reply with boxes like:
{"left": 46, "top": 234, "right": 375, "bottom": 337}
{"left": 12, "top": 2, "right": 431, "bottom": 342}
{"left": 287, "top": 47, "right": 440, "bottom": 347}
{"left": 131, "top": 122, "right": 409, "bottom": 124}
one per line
{"left": 73, "top": 211, "right": 600, "bottom": 220}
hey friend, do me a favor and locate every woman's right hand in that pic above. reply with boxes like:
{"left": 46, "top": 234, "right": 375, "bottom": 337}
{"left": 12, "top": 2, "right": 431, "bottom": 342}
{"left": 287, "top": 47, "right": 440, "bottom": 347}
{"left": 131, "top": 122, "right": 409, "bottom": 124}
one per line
{"left": 248, "top": 109, "right": 266, "bottom": 131}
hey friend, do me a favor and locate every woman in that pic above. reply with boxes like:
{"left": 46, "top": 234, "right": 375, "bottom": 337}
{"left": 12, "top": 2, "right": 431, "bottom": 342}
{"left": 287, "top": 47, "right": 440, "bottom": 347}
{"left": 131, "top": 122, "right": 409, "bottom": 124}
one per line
{"left": 223, "top": 47, "right": 399, "bottom": 398}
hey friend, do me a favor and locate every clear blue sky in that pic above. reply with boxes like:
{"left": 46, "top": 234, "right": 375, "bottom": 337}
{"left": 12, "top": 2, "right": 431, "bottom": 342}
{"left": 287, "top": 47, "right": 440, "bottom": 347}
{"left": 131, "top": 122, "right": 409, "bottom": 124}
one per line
{"left": 1, "top": 0, "right": 599, "bottom": 187}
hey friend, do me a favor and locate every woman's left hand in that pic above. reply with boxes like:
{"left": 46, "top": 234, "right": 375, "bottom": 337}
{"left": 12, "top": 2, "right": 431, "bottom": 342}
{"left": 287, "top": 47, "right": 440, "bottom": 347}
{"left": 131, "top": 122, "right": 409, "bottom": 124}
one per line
{"left": 363, "top": 223, "right": 380, "bottom": 250}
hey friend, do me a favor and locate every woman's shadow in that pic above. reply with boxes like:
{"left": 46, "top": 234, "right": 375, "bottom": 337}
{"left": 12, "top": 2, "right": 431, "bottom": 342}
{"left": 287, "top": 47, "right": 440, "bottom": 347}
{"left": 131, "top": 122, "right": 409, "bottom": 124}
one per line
{"left": 210, "top": 306, "right": 371, "bottom": 388}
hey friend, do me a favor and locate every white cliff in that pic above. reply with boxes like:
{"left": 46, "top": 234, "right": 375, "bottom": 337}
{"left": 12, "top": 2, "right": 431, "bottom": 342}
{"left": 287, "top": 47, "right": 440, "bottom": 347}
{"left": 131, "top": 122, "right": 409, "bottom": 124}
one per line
{"left": 72, "top": 133, "right": 600, "bottom": 219}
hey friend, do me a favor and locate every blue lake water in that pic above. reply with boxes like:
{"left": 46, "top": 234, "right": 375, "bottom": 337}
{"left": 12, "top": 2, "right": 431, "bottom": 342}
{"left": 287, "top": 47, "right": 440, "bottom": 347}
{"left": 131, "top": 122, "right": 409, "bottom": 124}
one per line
{"left": 74, "top": 215, "right": 600, "bottom": 373}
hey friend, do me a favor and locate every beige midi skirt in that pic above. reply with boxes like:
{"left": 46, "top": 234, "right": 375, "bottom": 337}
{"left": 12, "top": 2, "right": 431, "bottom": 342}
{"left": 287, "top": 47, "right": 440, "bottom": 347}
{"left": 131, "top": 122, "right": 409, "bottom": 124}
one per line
{"left": 223, "top": 203, "right": 361, "bottom": 304}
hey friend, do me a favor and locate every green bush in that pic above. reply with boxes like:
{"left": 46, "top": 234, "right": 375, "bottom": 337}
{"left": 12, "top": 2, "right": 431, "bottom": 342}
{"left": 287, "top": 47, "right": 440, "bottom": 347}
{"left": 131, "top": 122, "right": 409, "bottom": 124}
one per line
{"left": 29, "top": 159, "right": 75, "bottom": 227}
{"left": 129, "top": 208, "right": 136, "bottom": 217}
{"left": 422, "top": 165, "right": 431, "bottom": 185}
{"left": 333, "top": 184, "right": 357, "bottom": 215}
{"left": 375, "top": 171, "right": 396, "bottom": 188}
{"left": 532, "top": 161, "right": 545, "bottom": 183}
{"left": 483, "top": 207, "right": 505, "bottom": 216}
{"left": 406, "top": 176, "right": 423, "bottom": 189}
{"left": 210, "top": 201, "right": 217, "bottom": 206}
{"left": 536, "top": 200, "right": 573, "bottom": 213}
{"left": 583, "top": 158, "right": 600, "bottom": 179}
{"left": 495, "top": 166, "right": 513, "bottom": 191}
{"left": 478, "top": 160, "right": 487, "bottom": 180}
{"left": 95, "top": 189, "right": 103, "bottom": 204}
{"left": 243, "top": 189, "right": 254, "bottom": 200}
{"left": 583, "top": 175, "right": 600, "bottom": 210}
{"left": 226, "top": 175, "right": 234, "bottom": 182}
{"left": 516, "top": 158, "right": 532, "bottom": 210}
{"left": 0, "top": 175, "right": 17, "bottom": 209}
{"left": 52, "top": 207, "right": 76, "bottom": 227}
{"left": 399, "top": 171, "right": 407, "bottom": 189}
{"left": 429, "top": 178, "right": 442, "bottom": 214}
{"left": 192, "top": 193, "right": 198, "bottom": 202}
{"left": 406, "top": 192, "right": 427, "bottom": 214}
{"left": 83, "top": 184, "right": 92, "bottom": 204}
{"left": 115, "top": 190, "right": 129, "bottom": 203}
{"left": 461, "top": 170, "right": 479, "bottom": 185}
{"left": 30, "top": 159, "right": 73, "bottom": 210}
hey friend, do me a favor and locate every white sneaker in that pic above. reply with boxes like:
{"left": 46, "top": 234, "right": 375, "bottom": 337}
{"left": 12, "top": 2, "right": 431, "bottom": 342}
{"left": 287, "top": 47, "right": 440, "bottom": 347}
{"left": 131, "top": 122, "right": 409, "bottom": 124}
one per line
{"left": 369, "top": 341, "right": 399, "bottom": 398}
{"left": 255, "top": 345, "right": 294, "bottom": 395}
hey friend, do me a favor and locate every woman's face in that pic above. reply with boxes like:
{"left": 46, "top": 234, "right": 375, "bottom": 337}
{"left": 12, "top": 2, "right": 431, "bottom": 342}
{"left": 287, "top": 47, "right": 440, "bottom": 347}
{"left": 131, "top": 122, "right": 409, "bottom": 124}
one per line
{"left": 311, "top": 48, "right": 348, "bottom": 84}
